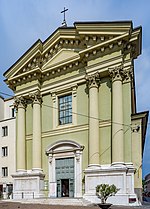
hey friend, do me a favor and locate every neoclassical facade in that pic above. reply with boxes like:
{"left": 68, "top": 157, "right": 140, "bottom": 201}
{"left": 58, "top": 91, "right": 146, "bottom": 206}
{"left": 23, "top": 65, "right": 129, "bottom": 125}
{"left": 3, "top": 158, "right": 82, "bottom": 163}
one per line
{"left": 4, "top": 21, "right": 148, "bottom": 205}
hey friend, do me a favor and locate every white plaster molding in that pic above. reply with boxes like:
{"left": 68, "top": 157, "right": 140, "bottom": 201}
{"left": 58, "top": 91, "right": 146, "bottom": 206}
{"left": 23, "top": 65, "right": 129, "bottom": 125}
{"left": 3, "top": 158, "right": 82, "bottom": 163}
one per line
{"left": 26, "top": 121, "right": 111, "bottom": 140}
{"left": 46, "top": 140, "right": 83, "bottom": 198}
{"left": 51, "top": 85, "right": 78, "bottom": 129}
{"left": 84, "top": 164, "right": 139, "bottom": 206}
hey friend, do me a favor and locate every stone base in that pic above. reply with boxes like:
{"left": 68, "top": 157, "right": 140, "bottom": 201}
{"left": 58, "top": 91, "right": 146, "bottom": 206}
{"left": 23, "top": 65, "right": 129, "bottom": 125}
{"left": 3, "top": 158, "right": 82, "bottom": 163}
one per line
{"left": 12, "top": 170, "right": 45, "bottom": 199}
{"left": 83, "top": 163, "right": 140, "bottom": 206}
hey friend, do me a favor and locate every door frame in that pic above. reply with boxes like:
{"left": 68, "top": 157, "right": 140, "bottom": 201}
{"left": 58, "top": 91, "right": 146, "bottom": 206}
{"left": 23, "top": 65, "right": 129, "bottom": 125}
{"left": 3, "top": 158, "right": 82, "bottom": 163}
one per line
{"left": 46, "top": 140, "right": 84, "bottom": 198}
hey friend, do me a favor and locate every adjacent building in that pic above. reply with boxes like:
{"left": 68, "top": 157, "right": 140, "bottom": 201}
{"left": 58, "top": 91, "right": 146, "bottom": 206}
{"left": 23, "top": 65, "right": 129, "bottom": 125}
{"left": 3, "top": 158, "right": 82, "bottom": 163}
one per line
{"left": 0, "top": 96, "right": 16, "bottom": 198}
{"left": 4, "top": 21, "right": 148, "bottom": 205}
{"left": 144, "top": 173, "right": 150, "bottom": 194}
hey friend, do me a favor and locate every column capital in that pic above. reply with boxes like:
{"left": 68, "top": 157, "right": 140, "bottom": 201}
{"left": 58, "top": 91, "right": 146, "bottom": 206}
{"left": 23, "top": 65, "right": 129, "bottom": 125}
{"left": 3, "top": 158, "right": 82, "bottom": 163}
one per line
{"left": 123, "top": 67, "right": 133, "bottom": 83}
{"left": 85, "top": 72, "right": 100, "bottom": 88}
{"left": 29, "top": 91, "right": 42, "bottom": 105}
{"left": 14, "top": 96, "right": 27, "bottom": 111}
{"left": 109, "top": 65, "right": 124, "bottom": 82}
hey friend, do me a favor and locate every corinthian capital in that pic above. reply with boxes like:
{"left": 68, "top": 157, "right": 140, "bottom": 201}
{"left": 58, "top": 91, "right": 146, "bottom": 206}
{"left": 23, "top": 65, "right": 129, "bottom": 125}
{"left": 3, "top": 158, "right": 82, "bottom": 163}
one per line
{"left": 14, "top": 96, "right": 27, "bottom": 111}
{"left": 29, "top": 91, "right": 42, "bottom": 105}
{"left": 85, "top": 72, "right": 100, "bottom": 88}
{"left": 109, "top": 65, "right": 124, "bottom": 82}
{"left": 123, "top": 67, "right": 133, "bottom": 83}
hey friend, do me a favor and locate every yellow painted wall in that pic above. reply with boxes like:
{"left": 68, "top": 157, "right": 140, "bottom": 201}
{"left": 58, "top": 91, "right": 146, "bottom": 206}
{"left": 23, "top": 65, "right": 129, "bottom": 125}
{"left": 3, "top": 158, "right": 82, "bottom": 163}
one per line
{"left": 26, "top": 139, "right": 32, "bottom": 170}
{"left": 132, "top": 118, "right": 142, "bottom": 189}
{"left": 99, "top": 77, "right": 111, "bottom": 121}
{"left": 26, "top": 104, "right": 33, "bottom": 135}
{"left": 42, "top": 94, "right": 53, "bottom": 131}
{"left": 77, "top": 84, "right": 88, "bottom": 125}
{"left": 99, "top": 126, "right": 111, "bottom": 164}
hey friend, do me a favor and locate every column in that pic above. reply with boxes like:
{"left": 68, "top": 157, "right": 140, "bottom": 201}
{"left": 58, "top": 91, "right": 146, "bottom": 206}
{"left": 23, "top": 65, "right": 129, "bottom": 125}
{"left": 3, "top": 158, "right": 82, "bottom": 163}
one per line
{"left": 31, "top": 92, "right": 42, "bottom": 172}
{"left": 86, "top": 72, "right": 100, "bottom": 165}
{"left": 109, "top": 66, "right": 124, "bottom": 164}
{"left": 14, "top": 97, "right": 26, "bottom": 172}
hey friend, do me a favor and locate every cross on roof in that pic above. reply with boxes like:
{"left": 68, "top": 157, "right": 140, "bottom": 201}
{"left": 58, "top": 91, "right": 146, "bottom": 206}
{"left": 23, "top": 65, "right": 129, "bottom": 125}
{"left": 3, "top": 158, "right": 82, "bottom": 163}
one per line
{"left": 61, "top": 7, "right": 68, "bottom": 27}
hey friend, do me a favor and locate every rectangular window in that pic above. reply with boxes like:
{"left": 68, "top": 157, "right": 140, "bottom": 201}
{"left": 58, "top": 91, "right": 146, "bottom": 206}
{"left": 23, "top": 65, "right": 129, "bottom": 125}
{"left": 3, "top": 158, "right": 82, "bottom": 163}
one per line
{"left": 2, "top": 147, "right": 8, "bottom": 157}
{"left": 2, "top": 167, "right": 8, "bottom": 177}
{"left": 58, "top": 94, "right": 72, "bottom": 125}
{"left": 2, "top": 126, "right": 8, "bottom": 137}
{"left": 12, "top": 108, "right": 15, "bottom": 118}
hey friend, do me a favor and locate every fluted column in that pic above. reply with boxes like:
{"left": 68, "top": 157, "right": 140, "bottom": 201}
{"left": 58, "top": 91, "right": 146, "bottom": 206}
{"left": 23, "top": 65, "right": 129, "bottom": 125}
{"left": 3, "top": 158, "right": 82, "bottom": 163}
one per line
{"left": 109, "top": 66, "right": 124, "bottom": 164}
{"left": 14, "top": 97, "right": 27, "bottom": 172}
{"left": 86, "top": 72, "right": 100, "bottom": 165}
{"left": 30, "top": 92, "right": 42, "bottom": 172}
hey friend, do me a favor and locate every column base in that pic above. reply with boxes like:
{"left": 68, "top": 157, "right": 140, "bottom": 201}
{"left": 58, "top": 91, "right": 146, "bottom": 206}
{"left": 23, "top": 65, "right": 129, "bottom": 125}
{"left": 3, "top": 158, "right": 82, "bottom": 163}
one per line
{"left": 83, "top": 163, "right": 139, "bottom": 206}
{"left": 32, "top": 168, "right": 43, "bottom": 173}
{"left": 16, "top": 169, "right": 27, "bottom": 173}
{"left": 88, "top": 164, "right": 101, "bottom": 169}
{"left": 12, "top": 170, "right": 45, "bottom": 199}
{"left": 111, "top": 162, "right": 126, "bottom": 167}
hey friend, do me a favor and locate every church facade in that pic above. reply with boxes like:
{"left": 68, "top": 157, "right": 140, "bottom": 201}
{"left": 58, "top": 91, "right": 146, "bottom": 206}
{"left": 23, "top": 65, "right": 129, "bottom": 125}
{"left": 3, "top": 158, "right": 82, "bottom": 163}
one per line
{"left": 4, "top": 21, "right": 148, "bottom": 205}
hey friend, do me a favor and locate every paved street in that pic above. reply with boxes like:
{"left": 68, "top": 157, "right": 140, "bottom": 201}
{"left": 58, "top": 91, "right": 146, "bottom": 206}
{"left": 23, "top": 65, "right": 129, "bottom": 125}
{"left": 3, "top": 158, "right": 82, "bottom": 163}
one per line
{"left": 0, "top": 201, "right": 150, "bottom": 209}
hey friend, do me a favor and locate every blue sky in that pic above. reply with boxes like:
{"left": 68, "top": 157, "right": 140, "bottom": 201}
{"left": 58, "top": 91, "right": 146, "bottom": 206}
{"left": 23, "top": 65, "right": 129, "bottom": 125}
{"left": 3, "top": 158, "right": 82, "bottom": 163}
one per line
{"left": 0, "top": 0, "right": 150, "bottom": 177}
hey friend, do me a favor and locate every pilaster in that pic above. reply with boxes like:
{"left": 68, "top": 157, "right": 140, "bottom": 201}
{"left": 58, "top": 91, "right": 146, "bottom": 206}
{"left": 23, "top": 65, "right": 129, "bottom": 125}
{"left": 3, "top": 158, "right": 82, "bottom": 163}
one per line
{"left": 123, "top": 67, "right": 133, "bottom": 162}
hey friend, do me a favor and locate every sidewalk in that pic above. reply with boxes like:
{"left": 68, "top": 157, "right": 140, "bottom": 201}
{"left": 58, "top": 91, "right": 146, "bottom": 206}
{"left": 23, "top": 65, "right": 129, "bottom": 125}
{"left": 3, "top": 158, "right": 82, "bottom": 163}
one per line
{"left": 1, "top": 200, "right": 150, "bottom": 209}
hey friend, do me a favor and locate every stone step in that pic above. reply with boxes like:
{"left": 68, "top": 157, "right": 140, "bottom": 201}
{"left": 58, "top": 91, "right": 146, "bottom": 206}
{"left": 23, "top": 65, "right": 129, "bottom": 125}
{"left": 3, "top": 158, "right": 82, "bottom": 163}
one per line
{"left": 4, "top": 198, "right": 92, "bottom": 206}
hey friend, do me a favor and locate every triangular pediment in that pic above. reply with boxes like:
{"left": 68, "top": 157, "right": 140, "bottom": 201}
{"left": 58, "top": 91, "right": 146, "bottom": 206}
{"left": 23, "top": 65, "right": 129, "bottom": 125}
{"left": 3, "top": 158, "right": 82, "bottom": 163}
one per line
{"left": 3, "top": 21, "right": 141, "bottom": 91}
{"left": 42, "top": 49, "right": 80, "bottom": 71}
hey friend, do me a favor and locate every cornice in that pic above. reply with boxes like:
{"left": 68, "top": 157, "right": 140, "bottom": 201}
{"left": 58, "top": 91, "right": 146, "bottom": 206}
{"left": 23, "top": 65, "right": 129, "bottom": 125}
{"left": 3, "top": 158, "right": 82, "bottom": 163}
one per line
{"left": 79, "top": 32, "right": 129, "bottom": 57}
{"left": 74, "top": 21, "right": 133, "bottom": 35}
{"left": 4, "top": 40, "right": 42, "bottom": 78}
{"left": 14, "top": 73, "right": 84, "bottom": 97}
{"left": 15, "top": 83, "right": 41, "bottom": 97}
{"left": 9, "top": 66, "right": 42, "bottom": 81}
{"left": 26, "top": 120, "right": 111, "bottom": 140}
{"left": 43, "top": 28, "right": 78, "bottom": 52}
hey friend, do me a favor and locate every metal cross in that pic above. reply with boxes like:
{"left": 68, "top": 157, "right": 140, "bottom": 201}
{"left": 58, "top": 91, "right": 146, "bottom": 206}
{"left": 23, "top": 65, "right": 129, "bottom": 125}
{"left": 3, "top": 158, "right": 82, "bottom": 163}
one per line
{"left": 61, "top": 7, "right": 68, "bottom": 26}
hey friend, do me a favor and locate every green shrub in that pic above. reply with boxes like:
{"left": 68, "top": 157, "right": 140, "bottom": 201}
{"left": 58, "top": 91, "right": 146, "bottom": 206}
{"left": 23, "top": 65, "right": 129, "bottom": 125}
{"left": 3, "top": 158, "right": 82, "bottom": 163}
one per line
{"left": 96, "top": 184, "right": 119, "bottom": 203}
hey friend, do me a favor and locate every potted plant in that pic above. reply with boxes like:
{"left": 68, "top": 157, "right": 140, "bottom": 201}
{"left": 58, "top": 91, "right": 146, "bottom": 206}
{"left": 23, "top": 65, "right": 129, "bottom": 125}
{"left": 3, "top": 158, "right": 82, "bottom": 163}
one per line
{"left": 96, "top": 184, "right": 119, "bottom": 209}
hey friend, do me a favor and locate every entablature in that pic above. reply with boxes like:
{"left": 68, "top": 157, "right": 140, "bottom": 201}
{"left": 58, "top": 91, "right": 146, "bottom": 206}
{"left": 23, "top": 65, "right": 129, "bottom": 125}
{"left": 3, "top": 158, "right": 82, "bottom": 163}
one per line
{"left": 4, "top": 21, "right": 142, "bottom": 93}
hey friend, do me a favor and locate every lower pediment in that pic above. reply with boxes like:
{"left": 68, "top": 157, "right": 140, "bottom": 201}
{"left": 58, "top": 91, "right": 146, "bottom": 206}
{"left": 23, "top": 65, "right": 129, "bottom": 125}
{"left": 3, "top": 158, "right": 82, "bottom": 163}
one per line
{"left": 42, "top": 49, "right": 79, "bottom": 71}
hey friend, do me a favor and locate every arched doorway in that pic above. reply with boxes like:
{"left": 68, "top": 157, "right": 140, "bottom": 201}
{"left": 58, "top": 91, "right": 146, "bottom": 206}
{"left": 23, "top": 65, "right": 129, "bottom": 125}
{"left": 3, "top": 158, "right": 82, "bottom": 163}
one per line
{"left": 46, "top": 140, "right": 84, "bottom": 198}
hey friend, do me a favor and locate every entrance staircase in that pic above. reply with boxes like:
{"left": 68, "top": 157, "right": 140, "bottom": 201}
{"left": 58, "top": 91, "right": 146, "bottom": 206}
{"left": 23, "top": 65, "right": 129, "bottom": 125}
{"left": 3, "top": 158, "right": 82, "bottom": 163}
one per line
{"left": 4, "top": 198, "right": 92, "bottom": 206}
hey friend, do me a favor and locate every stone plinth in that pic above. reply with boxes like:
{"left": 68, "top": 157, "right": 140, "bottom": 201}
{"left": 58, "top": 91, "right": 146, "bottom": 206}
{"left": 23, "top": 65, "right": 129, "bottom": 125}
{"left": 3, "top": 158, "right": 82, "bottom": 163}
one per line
{"left": 83, "top": 163, "right": 139, "bottom": 206}
{"left": 12, "top": 170, "right": 45, "bottom": 199}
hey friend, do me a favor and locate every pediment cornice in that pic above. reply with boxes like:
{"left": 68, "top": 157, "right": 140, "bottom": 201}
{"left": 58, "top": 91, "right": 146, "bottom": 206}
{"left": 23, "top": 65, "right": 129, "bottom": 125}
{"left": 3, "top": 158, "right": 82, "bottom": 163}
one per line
{"left": 4, "top": 22, "right": 141, "bottom": 91}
